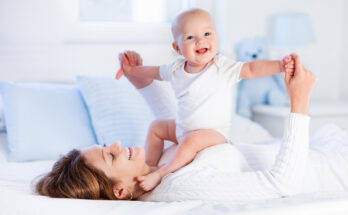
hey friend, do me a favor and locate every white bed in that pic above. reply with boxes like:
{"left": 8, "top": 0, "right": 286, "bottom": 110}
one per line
{"left": 1, "top": 129, "right": 348, "bottom": 215}
{"left": 1, "top": 117, "right": 348, "bottom": 215}
{"left": 1, "top": 45, "right": 348, "bottom": 215}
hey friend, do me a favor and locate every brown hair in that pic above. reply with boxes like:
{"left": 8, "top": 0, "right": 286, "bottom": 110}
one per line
{"left": 35, "top": 149, "right": 117, "bottom": 200}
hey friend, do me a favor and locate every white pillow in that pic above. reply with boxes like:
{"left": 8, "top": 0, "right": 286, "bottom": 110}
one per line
{"left": 230, "top": 114, "right": 274, "bottom": 144}
{"left": 77, "top": 75, "right": 155, "bottom": 147}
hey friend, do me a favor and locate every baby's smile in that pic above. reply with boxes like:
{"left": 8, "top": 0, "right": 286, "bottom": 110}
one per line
{"left": 195, "top": 47, "right": 209, "bottom": 54}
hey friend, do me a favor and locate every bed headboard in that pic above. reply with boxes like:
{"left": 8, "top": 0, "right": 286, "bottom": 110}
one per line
{"left": 0, "top": 43, "right": 177, "bottom": 83}
{"left": 0, "top": 43, "right": 238, "bottom": 111}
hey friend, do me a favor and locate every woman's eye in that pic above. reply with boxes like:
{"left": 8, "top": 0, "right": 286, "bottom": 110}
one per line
{"left": 204, "top": 32, "right": 211, "bottom": 36}
{"left": 186, "top": 36, "right": 193, "bottom": 40}
{"left": 109, "top": 153, "right": 114, "bottom": 160}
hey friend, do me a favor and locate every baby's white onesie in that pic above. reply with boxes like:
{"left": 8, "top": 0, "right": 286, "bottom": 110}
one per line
{"left": 159, "top": 54, "right": 244, "bottom": 141}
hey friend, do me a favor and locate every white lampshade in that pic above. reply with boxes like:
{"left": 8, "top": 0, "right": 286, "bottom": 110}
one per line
{"left": 270, "top": 13, "right": 315, "bottom": 49}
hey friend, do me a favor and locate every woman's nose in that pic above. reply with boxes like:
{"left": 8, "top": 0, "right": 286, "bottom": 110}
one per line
{"left": 110, "top": 142, "right": 122, "bottom": 153}
{"left": 112, "top": 142, "right": 121, "bottom": 147}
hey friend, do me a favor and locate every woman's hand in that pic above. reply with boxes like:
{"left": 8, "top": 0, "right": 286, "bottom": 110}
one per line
{"left": 285, "top": 54, "right": 317, "bottom": 115}
{"left": 116, "top": 50, "right": 143, "bottom": 80}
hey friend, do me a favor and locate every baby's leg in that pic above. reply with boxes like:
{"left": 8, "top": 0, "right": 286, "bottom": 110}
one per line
{"left": 145, "top": 119, "right": 177, "bottom": 167}
{"left": 159, "top": 129, "right": 226, "bottom": 174}
{"left": 138, "top": 129, "right": 226, "bottom": 191}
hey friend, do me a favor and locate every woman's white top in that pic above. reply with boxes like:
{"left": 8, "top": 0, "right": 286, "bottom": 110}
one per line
{"left": 139, "top": 113, "right": 310, "bottom": 203}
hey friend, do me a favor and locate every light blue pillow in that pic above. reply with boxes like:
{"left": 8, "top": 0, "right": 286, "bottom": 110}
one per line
{"left": 0, "top": 81, "right": 97, "bottom": 162}
{"left": 76, "top": 75, "right": 155, "bottom": 148}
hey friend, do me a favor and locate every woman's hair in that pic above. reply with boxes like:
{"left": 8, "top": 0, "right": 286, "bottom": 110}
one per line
{"left": 35, "top": 149, "right": 117, "bottom": 200}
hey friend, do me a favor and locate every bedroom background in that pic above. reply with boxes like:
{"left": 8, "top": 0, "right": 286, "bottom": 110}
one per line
{"left": 1, "top": 1, "right": 348, "bottom": 214}
{"left": 0, "top": 0, "right": 347, "bottom": 117}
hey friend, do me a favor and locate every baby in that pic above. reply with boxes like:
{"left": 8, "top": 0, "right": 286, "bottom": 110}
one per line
{"left": 117, "top": 9, "right": 295, "bottom": 191}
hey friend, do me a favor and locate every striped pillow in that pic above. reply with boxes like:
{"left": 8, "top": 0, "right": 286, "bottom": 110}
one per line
{"left": 77, "top": 75, "right": 155, "bottom": 147}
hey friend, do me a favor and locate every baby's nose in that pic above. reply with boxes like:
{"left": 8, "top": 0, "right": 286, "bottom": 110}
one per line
{"left": 196, "top": 36, "right": 205, "bottom": 43}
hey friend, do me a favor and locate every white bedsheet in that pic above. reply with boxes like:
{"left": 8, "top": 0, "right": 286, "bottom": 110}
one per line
{"left": 1, "top": 125, "right": 348, "bottom": 215}
{"left": 1, "top": 163, "right": 348, "bottom": 215}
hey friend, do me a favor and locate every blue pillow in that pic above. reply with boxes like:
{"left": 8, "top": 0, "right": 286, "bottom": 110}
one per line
{"left": 76, "top": 75, "right": 155, "bottom": 148}
{"left": 0, "top": 81, "right": 97, "bottom": 161}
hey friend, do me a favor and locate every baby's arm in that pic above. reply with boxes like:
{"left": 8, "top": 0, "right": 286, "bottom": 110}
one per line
{"left": 138, "top": 129, "right": 226, "bottom": 191}
{"left": 240, "top": 55, "right": 294, "bottom": 79}
{"left": 117, "top": 51, "right": 161, "bottom": 80}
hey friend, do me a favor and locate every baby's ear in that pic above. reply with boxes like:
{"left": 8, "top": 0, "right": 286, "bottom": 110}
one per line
{"left": 172, "top": 42, "right": 181, "bottom": 55}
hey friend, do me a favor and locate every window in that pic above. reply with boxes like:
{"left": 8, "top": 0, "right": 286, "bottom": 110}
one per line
{"left": 66, "top": 0, "right": 212, "bottom": 43}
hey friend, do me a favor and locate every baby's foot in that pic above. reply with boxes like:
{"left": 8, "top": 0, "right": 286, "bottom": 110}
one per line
{"left": 137, "top": 172, "right": 162, "bottom": 192}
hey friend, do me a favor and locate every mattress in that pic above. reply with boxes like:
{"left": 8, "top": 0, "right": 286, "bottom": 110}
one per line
{"left": 1, "top": 132, "right": 348, "bottom": 215}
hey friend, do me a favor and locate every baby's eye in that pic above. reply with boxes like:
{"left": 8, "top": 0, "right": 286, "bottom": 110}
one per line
{"left": 186, "top": 35, "right": 193, "bottom": 40}
{"left": 204, "top": 32, "right": 211, "bottom": 36}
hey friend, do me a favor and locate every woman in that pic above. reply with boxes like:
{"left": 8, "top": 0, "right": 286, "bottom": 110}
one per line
{"left": 36, "top": 51, "right": 345, "bottom": 203}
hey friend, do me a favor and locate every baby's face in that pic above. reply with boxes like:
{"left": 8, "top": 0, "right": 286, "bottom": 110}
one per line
{"left": 173, "top": 12, "right": 219, "bottom": 67}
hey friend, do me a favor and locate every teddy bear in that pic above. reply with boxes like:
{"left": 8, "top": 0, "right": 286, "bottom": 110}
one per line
{"left": 235, "top": 37, "right": 289, "bottom": 119}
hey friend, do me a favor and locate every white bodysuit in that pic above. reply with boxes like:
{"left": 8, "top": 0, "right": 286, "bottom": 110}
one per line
{"left": 159, "top": 54, "right": 244, "bottom": 141}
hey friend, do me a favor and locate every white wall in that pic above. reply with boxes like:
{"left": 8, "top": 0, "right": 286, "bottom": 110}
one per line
{"left": 221, "top": 0, "right": 345, "bottom": 101}
{"left": 0, "top": 0, "right": 347, "bottom": 101}
{"left": 342, "top": 1, "right": 348, "bottom": 100}
{"left": 0, "top": 0, "right": 176, "bottom": 83}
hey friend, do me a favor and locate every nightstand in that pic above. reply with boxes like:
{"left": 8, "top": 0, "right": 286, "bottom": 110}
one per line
{"left": 252, "top": 101, "right": 348, "bottom": 138}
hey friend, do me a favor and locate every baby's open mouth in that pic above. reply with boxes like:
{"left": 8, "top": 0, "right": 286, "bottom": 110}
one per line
{"left": 196, "top": 48, "right": 208, "bottom": 54}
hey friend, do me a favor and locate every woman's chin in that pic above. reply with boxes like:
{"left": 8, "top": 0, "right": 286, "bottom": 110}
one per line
{"left": 135, "top": 146, "right": 146, "bottom": 164}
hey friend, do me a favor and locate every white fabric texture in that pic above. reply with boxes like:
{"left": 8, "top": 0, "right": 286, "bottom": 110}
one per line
{"left": 234, "top": 123, "right": 348, "bottom": 195}
{"left": 140, "top": 113, "right": 311, "bottom": 203}
{"left": 158, "top": 55, "right": 244, "bottom": 140}
{"left": 77, "top": 75, "right": 155, "bottom": 148}
{"left": 1, "top": 156, "right": 348, "bottom": 215}
{"left": 138, "top": 80, "right": 273, "bottom": 145}
{"left": 229, "top": 114, "right": 273, "bottom": 144}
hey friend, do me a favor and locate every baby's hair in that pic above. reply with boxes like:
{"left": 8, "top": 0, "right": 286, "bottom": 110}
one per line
{"left": 171, "top": 8, "right": 213, "bottom": 41}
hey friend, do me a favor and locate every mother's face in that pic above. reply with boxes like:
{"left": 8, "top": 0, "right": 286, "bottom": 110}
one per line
{"left": 82, "top": 142, "right": 148, "bottom": 198}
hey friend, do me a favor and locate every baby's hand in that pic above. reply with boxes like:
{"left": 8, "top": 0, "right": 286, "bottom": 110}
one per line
{"left": 116, "top": 51, "right": 143, "bottom": 80}
{"left": 282, "top": 55, "right": 295, "bottom": 76}
{"left": 136, "top": 172, "right": 162, "bottom": 192}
